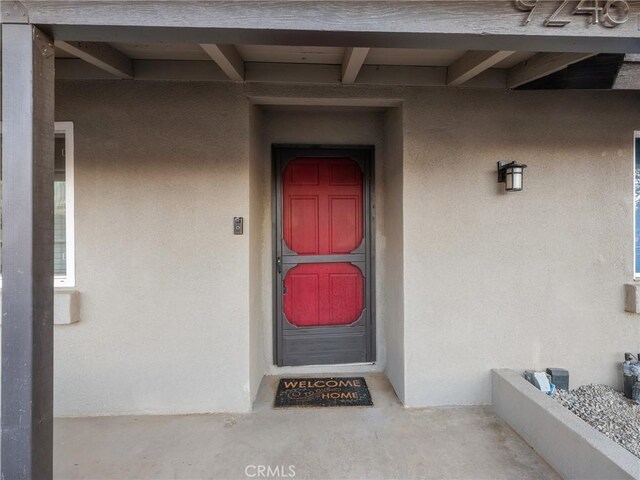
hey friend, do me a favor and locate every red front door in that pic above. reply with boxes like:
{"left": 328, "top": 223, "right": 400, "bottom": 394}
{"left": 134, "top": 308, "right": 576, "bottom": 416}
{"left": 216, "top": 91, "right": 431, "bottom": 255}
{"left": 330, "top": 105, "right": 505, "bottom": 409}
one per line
{"left": 275, "top": 147, "right": 374, "bottom": 366}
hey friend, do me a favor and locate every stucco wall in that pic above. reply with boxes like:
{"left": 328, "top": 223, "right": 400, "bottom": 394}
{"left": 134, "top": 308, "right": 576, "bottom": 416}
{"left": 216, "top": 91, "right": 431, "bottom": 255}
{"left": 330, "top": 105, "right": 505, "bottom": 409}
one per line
{"left": 249, "top": 105, "right": 266, "bottom": 402}
{"left": 382, "top": 107, "right": 405, "bottom": 403}
{"left": 43, "top": 81, "right": 640, "bottom": 414}
{"left": 54, "top": 81, "right": 253, "bottom": 415}
{"left": 259, "top": 107, "right": 390, "bottom": 376}
{"left": 401, "top": 88, "right": 640, "bottom": 406}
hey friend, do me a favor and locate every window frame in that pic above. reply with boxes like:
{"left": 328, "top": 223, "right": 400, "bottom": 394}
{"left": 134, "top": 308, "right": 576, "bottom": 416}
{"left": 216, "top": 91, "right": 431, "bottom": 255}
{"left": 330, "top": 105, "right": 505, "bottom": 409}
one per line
{"left": 0, "top": 121, "right": 76, "bottom": 288}
{"left": 635, "top": 131, "right": 639, "bottom": 280}
{"left": 53, "top": 121, "right": 76, "bottom": 287}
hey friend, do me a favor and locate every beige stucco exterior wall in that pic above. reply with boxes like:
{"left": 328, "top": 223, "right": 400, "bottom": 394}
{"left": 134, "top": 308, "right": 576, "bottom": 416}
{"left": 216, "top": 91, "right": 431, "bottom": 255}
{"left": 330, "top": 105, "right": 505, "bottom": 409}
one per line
{"left": 45, "top": 80, "right": 640, "bottom": 414}
{"left": 401, "top": 88, "right": 640, "bottom": 406}
{"left": 54, "top": 81, "right": 253, "bottom": 415}
{"left": 249, "top": 105, "right": 266, "bottom": 402}
{"left": 382, "top": 107, "right": 405, "bottom": 403}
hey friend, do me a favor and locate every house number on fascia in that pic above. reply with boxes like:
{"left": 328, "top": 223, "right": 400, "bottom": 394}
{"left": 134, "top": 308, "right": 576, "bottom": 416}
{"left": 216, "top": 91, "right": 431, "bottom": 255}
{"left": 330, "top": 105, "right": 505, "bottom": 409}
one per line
{"left": 515, "top": 0, "right": 630, "bottom": 27}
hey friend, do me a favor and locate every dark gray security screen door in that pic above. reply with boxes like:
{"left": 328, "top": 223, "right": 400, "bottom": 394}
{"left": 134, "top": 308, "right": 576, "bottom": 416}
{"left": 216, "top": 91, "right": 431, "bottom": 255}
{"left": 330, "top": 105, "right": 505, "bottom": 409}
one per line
{"left": 273, "top": 146, "right": 375, "bottom": 366}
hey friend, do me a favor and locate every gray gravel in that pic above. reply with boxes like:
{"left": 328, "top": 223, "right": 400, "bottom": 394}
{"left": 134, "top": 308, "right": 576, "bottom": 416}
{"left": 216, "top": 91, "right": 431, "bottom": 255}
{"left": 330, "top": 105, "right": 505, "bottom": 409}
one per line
{"left": 553, "top": 384, "right": 640, "bottom": 458}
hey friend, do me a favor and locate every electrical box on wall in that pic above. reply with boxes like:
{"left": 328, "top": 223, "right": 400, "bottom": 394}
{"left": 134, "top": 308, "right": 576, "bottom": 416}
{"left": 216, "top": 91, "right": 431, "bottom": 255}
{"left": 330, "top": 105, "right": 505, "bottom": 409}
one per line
{"left": 233, "top": 217, "right": 243, "bottom": 235}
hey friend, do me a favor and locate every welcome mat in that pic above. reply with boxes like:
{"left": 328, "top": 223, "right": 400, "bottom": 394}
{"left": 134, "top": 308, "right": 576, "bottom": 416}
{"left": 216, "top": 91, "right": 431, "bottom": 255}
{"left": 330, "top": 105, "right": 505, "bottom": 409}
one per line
{"left": 274, "top": 377, "right": 373, "bottom": 408}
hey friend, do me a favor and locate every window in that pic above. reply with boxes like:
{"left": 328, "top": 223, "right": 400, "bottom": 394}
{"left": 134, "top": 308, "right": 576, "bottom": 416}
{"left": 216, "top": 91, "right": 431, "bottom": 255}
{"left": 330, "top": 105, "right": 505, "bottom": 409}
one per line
{"left": 53, "top": 122, "right": 75, "bottom": 286}
{"left": 0, "top": 121, "right": 75, "bottom": 287}
{"left": 633, "top": 132, "right": 640, "bottom": 278}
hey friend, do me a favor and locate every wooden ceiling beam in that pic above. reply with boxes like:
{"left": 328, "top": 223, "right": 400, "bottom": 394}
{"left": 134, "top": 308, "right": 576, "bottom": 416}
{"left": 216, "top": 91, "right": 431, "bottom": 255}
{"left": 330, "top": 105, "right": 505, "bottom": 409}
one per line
{"left": 54, "top": 40, "right": 133, "bottom": 79}
{"left": 507, "top": 52, "right": 596, "bottom": 89}
{"left": 447, "top": 50, "right": 515, "bottom": 86}
{"left": 613, "top": 54, "right": 640, "bottom": 90}
{"left": 341, "top": 47, "right": 370, "bottom": 84}
{"left": 200, "top": 44, "right": 244, "bottom": 82}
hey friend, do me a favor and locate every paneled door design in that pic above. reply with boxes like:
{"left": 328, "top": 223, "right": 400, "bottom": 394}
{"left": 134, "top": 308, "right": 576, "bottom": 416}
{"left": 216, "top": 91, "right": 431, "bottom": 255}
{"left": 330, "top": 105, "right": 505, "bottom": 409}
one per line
{"left": 274, "top": 146, "right": 374, "bottom": 366}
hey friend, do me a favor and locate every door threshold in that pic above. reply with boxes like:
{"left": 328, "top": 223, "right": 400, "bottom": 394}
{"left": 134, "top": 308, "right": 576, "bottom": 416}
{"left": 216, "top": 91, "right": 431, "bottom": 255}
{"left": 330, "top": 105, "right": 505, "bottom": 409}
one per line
{"left": 279, "top": 362, "right": 375, "bottom": 369}
{"left": 268, "top": 362, "right": 379, "bottom": 376}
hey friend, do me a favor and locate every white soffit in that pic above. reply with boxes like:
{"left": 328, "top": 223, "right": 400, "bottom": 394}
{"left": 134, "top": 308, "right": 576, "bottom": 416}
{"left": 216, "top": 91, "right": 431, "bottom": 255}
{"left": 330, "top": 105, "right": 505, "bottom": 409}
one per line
{"left": 365, "top": 48, "right": 466, "bottom": 66}
{"left": 236, "top": 45, "right": 346, "bottom": 64}
{"left": 108, "top": 43, "right": 210, "bottom": 60}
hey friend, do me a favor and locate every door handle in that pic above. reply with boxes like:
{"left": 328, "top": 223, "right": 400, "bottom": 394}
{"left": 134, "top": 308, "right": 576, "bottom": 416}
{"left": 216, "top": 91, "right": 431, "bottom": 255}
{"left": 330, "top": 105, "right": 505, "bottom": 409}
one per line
{"left": 276, "top": 257, "right": 282, "bottom": 274}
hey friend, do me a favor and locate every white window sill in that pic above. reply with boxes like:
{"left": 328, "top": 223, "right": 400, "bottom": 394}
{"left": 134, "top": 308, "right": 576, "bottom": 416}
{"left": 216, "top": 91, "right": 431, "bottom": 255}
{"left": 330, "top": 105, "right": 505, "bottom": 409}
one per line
{"left": 0, "top": 288, "right": 80, "bottom": 325}
{"left": 625, "top": 284, "right": 640, "bottom": 314}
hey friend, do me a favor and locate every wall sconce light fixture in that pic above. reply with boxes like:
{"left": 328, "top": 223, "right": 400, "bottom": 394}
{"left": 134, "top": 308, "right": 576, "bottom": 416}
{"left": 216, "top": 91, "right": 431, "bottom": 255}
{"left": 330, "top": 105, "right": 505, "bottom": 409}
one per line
{"left": 497, "top": 161, "right": 527, "bottom": 192}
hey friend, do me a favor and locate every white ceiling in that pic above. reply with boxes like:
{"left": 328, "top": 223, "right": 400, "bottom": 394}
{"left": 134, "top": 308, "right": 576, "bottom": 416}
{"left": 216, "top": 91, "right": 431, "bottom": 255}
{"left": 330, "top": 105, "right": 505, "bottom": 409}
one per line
{"left": 109, "top": 43, "right": 210, "bottom": 60}
{"left": 58, "top": 42, "right": 537, "bottom": 70}
{"left": 366, "top": 48, "right": 466, "bottom": 66}
{"left": 236, "top": 45, "right": 346, "bottom": 64}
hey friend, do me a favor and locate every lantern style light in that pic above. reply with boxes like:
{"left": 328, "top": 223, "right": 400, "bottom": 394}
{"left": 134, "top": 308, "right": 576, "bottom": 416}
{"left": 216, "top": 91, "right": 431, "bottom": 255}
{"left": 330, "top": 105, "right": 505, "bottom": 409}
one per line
{"left": 497, "top": 161, "right": 527, "bottom": 192}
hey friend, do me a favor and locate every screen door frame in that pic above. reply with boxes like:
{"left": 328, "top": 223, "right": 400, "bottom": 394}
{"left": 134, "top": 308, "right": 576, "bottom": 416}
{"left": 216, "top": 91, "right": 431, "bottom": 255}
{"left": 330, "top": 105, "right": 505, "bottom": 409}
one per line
{"left": 272, "top": 145, "right": 376, "bottom": 367}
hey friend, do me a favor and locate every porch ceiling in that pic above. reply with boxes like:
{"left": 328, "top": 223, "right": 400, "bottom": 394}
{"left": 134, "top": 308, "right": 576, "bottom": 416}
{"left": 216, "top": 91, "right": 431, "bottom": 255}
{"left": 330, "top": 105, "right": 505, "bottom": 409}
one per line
{"left": 58, "top": 43, "right": 537, "bottom": 67}
{"left": 45, "top": 1, "right": 639, "bottom": 89}
{"left": 55, "top": 41, "right": 587, "bottom": 90}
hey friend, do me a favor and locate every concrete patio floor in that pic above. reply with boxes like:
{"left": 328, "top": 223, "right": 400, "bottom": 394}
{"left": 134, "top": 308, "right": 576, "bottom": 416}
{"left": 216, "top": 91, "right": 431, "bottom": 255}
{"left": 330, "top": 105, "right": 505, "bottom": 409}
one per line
{"left": 53, "top": 374, "right": 560, "bottom": 479}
